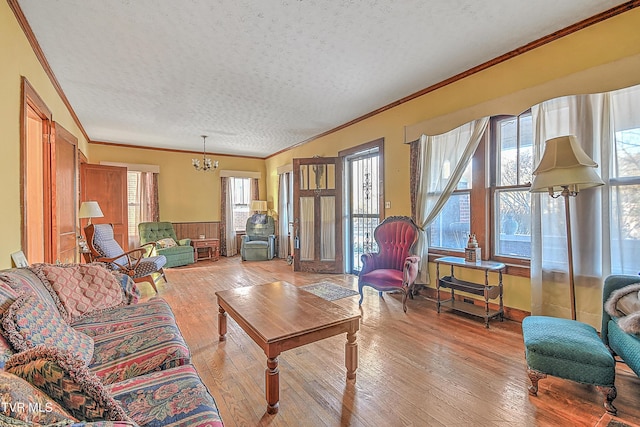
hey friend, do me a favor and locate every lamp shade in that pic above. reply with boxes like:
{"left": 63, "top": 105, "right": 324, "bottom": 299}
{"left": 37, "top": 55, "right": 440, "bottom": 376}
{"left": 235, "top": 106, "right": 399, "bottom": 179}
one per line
{"left": 250, "top": 200, "right": 267, "bottom": 212}
{"left": 78, "top": 201, "right": 104, "bottom": 219}
{"left": 530, "top": 135, "right": 604, "bottom": 193}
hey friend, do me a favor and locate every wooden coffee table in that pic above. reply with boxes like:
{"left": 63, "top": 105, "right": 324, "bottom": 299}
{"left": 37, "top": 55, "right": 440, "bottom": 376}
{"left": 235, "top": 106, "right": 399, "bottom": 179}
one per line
{"left": 216, "top": 281, "right": 361, "bottom": 414}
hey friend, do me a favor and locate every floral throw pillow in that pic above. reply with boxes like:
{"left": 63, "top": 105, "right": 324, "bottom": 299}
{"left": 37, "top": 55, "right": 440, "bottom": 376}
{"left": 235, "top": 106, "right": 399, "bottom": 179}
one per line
{"left": 0, "top": 370, "right": 77, "bottom": 425}
{"left": 5, "top": 346, "right": 131, "bottom": 423}
{"left": 1, "top": 293, "right": 94, "bottom": 364}
{"left": 0, "top": 281, "right": 20, "bottom": 367}
{"left": 156, "top": 237, "right": 177, "bottom": 248}
{"left": 30, "top": 263, "right": 126, "bottom": 323}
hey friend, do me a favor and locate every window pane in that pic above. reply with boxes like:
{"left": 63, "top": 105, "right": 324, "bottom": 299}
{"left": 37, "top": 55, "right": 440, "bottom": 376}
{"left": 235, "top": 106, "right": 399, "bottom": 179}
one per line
{"left": 497, "top": 117, "right": 517, "bottom": 186}
{"left": 429, "top": 192, "right": 470, "bottom": 250}
{"left": 457, "top": 161, "right": 472, "bottom": 190}
{"left": 495, "top": 189, "right": 531, "bottom": 258}
{"left": 612, "top": 184, "right": 640, "bottom": 274}
{"left": 232, "top": 205, "right": 249, "bottom": 231}
{"left": 496, "top": 113, "right": 533, "bottom": 187}
{"left": 127, "top": 172, "right": 139, "bottom": 238}
{"left": 518, "top": 113, "right": 533, "bottom": 185}
{"left": 614, "top": 128, "right": 640, "bottom": 178}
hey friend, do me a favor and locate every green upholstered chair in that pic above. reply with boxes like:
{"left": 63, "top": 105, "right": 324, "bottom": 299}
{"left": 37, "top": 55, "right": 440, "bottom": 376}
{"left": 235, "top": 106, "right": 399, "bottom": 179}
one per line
{"left": 241, "top": 214, "right": 276, "bottom": 261}
{"left": 602, "top": 275, "right": 640, "bottom": 378}
{"left": 138, "top": 222, "right": 195, "bottom": 268}
{"left": 522, "top": 315, "right": 617, "bottom": 414}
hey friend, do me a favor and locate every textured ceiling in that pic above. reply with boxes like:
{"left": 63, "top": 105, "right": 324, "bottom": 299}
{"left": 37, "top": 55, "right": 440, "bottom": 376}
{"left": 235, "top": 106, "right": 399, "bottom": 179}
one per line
{"left": 17, "top": 0, "right": 627, "bottom": 157}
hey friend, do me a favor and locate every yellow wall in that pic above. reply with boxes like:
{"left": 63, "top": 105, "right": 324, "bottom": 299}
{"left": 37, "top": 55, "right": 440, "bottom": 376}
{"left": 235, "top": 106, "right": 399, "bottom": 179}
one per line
{"left": 88, "top": 144, "right": 266, "bottom": 222}
{"left": 264, "top": 8, "right": 640, "bottom": 323}
{"left": 0, "top": 1, "right": 89, "bottom": 269}
{"left": 3, "top": 1, "right": 640, "bottom": 325}
{"left": 266, "top": 9, "right": 640, "bottom": 214}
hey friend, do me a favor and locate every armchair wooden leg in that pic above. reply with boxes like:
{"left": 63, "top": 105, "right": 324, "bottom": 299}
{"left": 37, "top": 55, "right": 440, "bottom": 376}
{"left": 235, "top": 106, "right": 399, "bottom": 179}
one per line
{"left": 401, "top": 285, "right": 409, "bottom": 313}
{"left": 596, "top": 385, "right": 617, "bottom": 415}
{"left": 134, "top": 275, "right": 158, "bottom": 293}
{"left": 158, "top": 268, "right": 167, "bottom": 283}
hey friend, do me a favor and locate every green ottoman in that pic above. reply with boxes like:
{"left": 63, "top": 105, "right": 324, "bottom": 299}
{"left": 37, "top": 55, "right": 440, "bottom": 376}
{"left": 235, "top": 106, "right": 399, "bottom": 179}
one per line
{"left": 522, "top": 316, "right": 617, "bottom": 414}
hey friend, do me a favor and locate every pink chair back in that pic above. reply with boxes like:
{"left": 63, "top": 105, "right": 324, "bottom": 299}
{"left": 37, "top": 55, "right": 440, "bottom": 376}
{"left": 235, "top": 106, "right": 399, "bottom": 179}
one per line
{"left": 373, "top": 216, "right": 419, "bottom": 270}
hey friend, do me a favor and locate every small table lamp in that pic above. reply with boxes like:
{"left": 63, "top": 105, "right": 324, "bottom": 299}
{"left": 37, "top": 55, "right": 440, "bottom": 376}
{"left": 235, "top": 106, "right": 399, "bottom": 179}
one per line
{"left": 530, "top": 135, "right": 604, "bottom": 320}
{"left": 250, "top": 200, "right": 267, "bottom": 213}
{"left": 79, "top": 201, "right": 104, "bottom": 225}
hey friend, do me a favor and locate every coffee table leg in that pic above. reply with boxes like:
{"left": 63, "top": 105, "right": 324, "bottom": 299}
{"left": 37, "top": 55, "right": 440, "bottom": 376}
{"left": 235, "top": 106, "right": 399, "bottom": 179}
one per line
{"left": 218, "top": 306, "right": 227, "bottom": 341}
{"left": 345, "top": 330, "right": 358, "bottom": 380}
{"left": 266, "top": 356, "right": 279, "bottom": 414}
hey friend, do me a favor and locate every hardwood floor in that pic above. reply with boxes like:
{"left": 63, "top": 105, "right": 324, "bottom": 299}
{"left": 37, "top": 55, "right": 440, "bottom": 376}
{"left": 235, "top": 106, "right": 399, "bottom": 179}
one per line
{"left": 142, "top": 256, "right": 640, "bottom": 427}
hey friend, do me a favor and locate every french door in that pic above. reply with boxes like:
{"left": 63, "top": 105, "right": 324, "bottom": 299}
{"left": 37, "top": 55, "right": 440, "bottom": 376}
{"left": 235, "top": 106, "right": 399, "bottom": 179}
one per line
{"left": 292, "top": 157, "right": 343, "bottom": 273}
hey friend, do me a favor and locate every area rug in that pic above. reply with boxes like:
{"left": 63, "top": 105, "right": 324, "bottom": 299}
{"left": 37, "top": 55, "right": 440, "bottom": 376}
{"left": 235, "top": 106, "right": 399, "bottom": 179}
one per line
{"left": 596, "top": 413, "right": 639, "bottom": 427}
{"left": 299, "top": 282, "right": 359, "bottom": 301}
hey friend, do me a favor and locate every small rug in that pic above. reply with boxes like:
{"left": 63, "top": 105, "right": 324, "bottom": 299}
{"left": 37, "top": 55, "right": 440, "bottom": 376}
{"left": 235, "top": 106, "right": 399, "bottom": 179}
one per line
{"left": 596, "top": 413, "right": 639, "bottom": 427}
{"left": 299, "top": 281, "right": 359, "bottom": 301}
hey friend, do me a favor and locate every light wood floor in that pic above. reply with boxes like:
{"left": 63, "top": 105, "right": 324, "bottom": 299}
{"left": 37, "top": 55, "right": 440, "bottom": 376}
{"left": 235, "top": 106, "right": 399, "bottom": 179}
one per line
{"left": 141, "top": 256, "right": 640, "bottom": 427}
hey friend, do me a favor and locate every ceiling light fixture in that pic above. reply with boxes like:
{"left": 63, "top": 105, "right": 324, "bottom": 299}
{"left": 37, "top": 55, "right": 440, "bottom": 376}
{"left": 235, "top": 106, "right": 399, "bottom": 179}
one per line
{"left": 192, "top": 135, "right": 219, "bottom": 171}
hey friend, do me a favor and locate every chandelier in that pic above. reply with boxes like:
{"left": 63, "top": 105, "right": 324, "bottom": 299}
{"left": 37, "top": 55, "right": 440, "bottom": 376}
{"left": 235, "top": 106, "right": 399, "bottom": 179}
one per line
{"left": 192, "top": 135, "right": 218, "bottom": 171}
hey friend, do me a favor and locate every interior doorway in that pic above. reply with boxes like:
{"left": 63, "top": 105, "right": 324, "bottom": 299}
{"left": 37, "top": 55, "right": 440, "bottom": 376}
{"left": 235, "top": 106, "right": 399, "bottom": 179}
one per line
{"left": 21, "top": 78, "right": 51, "bottom": 264}
{"left": 340, "top": 139, "right": 384, "bottom": 274}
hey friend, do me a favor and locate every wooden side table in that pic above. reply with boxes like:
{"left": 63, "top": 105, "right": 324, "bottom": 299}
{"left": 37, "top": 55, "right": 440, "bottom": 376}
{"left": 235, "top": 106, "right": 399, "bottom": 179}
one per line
{"left": 191, "top": 238, "right": 220, "bottom": 262}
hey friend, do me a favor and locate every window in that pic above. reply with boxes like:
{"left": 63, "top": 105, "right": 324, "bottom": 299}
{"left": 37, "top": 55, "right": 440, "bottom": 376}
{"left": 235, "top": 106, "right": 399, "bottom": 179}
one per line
{"left": 491, "top": 112, "right": 533, "bottom": 261}
{"left": 232, "top": 177, "right": 251, "bottom": 231}
{"left": 125, "top": 169, "right": 158, "bottom": 248}
{"left": 424, "top": 113, "right": 533, "bottom": 269}
{"left": 127, "top": 171, "right": 140, "bottom": 240}
{"left": 611, "top": 127, "right": 640, "bottom": 273}
{"left": 429, "top": 161, "right": 473, "bottom": 250}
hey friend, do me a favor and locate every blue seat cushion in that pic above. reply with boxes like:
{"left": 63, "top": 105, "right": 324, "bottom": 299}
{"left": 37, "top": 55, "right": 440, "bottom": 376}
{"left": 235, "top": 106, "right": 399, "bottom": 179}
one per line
{"left": 522, "top": 315, "right": 615, "bottom": 386}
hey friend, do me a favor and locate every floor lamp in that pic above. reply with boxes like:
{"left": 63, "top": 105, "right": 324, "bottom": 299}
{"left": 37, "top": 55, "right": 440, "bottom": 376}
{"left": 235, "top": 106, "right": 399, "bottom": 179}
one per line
{"left": 530, "top": 135, "right": 604, "bottom": 320}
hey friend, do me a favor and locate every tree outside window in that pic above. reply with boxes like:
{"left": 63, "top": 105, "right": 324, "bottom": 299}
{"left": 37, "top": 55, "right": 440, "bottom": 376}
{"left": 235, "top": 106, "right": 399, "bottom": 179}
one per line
{"left": 492, "top": 112, "right": 533, "bottom": 260}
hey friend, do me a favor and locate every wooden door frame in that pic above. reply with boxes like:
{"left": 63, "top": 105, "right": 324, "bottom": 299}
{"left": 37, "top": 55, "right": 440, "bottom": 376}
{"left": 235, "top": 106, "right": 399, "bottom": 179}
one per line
{"left": 21, "top": 77, "right": 53, "bottom": 262}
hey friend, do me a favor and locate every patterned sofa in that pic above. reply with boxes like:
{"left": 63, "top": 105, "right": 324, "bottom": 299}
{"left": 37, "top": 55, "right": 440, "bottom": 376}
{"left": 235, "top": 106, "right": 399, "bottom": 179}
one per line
{"left": 0, "top": 263, "right": 223, "bottom": 426}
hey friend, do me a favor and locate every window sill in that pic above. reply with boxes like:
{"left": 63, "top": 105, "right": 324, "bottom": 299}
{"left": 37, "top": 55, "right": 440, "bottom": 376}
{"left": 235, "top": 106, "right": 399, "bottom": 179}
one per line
{"left": 427, "top": 252, "right": 530, "bottom": 278}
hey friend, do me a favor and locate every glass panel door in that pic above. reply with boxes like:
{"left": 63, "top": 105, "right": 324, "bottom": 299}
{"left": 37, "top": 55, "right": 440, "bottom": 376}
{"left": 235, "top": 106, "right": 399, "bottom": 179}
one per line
{"left": 292, "top": 157, "right": 343, "bottom": 273}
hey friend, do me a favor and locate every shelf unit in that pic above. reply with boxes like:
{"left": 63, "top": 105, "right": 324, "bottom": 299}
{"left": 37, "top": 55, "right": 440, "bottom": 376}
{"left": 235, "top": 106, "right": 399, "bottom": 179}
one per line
{"left": 435, "top": 256, "right": 505, "bottom": 328}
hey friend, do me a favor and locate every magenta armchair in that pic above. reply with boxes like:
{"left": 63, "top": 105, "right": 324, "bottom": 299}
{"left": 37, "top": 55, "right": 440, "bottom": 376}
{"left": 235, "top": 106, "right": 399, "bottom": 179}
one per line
{"left": 358, "top": 216, "right": 420, "bottom": 313}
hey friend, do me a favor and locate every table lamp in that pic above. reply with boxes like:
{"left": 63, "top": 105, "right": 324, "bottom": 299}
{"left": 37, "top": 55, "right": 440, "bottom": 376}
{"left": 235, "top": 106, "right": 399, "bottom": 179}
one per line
{"left": 79, "top": 201, "right": 104, "bottom": 225}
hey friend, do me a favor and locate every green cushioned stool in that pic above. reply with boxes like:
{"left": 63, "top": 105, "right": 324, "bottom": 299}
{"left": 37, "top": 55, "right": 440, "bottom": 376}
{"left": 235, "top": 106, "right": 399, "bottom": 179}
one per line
{"left": 522, "top": 315, "right": 617, "bottom": 414}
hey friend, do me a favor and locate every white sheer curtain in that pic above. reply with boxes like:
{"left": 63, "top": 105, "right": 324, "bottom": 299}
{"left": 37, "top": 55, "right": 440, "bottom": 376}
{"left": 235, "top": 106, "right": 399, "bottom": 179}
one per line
{"left": 320, "top": 196, "right": 336, "bottom": 261}
{"left": 300, "top": 197, "right": 314, "bottom": 261}
{"left": 530, "top": 84, "right": 640, "bottom": 325}
{"left": 128, "top": 171, "right": 155, "bottom": 249}
{"left": 414, "top": 118, "right": 489, "bottom": 283}
{"left": 225, "top": 178, "right": 237, "bottom": 256}
{"left": 277, "top": 172, "right": 290, "bottom": 259}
